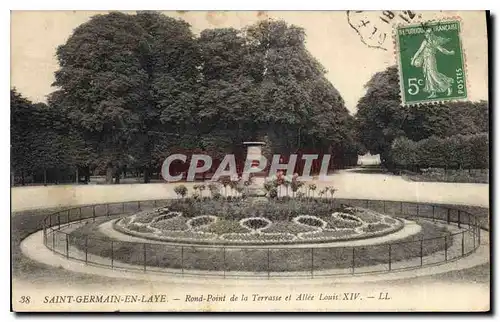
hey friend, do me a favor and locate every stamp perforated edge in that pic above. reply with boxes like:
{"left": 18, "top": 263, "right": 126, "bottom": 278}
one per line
{"left": 392, "top": 16, "right": 470, "bottom": 107}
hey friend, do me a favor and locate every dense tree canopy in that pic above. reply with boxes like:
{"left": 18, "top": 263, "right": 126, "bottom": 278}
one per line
{"left": 355, "top": 65, "right": 488, "bottom": 170}
{"left": 13, "top": 12, "right": 366, "bottom": 184}
{"left": 11, "top": 89, "right": 93, "bottom": 184}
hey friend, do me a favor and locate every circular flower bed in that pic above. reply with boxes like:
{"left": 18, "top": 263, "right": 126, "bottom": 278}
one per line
{"left": 114, "top": 199, "right": 404, "bottom": 245}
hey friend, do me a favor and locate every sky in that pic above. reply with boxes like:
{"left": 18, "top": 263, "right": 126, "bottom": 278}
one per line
{"left": 10, "top": 11, "right": 488, "bottom": 113}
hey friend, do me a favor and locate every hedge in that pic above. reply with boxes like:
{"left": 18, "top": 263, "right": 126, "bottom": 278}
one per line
{"left": 391, "top": 133, "right": 488, "bottom": 170}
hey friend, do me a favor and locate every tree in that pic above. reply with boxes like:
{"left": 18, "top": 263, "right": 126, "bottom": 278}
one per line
{"left": 355, "top": 66, "right": 405, "bottom": 169}
{"left": 11, "top": 89, "right": 80, "bottom": 185}
{"left": 135, "top": 11, "right": 201, "bottom": 182}
{"left": 49, "top": 12, "right": 203, "bottom": 183}
{"left": 46, "top": 13, "right": 362, "bottom": 183}
{"left": 50, "top": 12, "right": 152, "bottom": 183}
{"left": 391, "top": 137, "right": 418, "bottom": 171}
{"left": 11, "top": 89, "right": 35, "bottom": 184}
{"left": 245, "top": 20, "right": 336, "bottom": 153}
{"left": 356, "top": 65, "right": 489, "bottom": 170}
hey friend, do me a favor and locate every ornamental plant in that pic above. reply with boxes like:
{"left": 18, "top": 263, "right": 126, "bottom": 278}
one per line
{"left": 208, "top": 183, "right": 221, "bottom": 199}
{"left": 308, "top": 183, "right": 317, "bottom": 198}
{"left": 174, "top": 184, "right": 188, "bottom": 198}
{"left": 198, "top": 184, "right": 206, "bottom": 198}
{"left": 219, "top": 176, "right": 231, "bottom": 197}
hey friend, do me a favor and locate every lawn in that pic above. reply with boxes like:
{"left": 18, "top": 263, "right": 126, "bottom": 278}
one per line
{"left": 402, "top": 168, "right": 489, "bottom": 184}
{"left": 68, "top": 217, "right": 452, "bottom": 273}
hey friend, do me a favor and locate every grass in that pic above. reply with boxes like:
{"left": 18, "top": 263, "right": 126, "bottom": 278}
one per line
{"left": 402, "top": 168, "right": 488, "bottom": 184}
{"left": 69, "top": 217, "right": 454, "bottom": 272}
{"left": 11, "top": 200, "right": 490, "bottom": 282}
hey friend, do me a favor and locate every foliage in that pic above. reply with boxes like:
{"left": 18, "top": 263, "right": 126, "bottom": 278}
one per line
{"left": 392, "top": 133, "right": 488, "bottom": 170}
{"left": 11, "top": 89, "right": 91, "bottom": 183}
{"left": 355, "top": 65, "right": 488, "bottom": 170}
{"left": 208, "top": 183, "right": 222, "bottom": 199}
{"left": 46, "top": 13, "right": 360, "bottom": 180}
{"left": 149, "top": 216, "right": 188, "bottom": 231}
{"left": 174, "top": 184, "right": 188, "bottom": 198}
{"left": 205, "top": 219, "right": 250, "bottom": 235}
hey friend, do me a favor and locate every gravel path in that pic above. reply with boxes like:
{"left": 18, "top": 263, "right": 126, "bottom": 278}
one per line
{"left": 12, "top": 168, "right": 489, "bottom": 212}
{"left": 20, "top": 228, "right": 489, "bottom": 284}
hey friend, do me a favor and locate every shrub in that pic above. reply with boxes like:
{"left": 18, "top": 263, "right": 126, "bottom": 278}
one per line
{"left": 393, "top": 133, "right": 488, "bottom": 171}
{"left": 208, "top": 183, "right": 222, "bottom": 199}
{"left": 269, "top": 187, "right": 278, "bottom": 199}
{"left": 174, "top": 185, "right": 188, "bottom": 198}
{"left": 391, "top": 137, "right": 419, "bottom": 170}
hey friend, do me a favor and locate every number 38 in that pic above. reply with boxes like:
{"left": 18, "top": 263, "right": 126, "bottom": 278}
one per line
{"left": 407, "top": 78, "right": 424, "bottom": 95}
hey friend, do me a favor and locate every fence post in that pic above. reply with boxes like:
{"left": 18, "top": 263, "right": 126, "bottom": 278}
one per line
{"left": 66, "top": 234, "right": 69, "bottom": 258}
{"left": 223, "top": 247, "right": 226, "bottom": 279}
{"left": 473, "top": 228, "right": 476, "bottom": 249}
{"left": 122, "top": 202, "right": 125, "bottom": 214}
{"left": 49, "top": 214, "right": 52, "bottom": 228}
{"left": 181, "top": 246, "right": 184, "bottom": 275}
{"left": 67, "top": 210, "right": 70, "bottom": 227}
{"left": 52, "top": 232, "right": 55, "bottom": 252}
{"left": 388, "top": 244, "right": 392, "bottom": 271}
{"left": 143, "top": 243, "right": 147, "bottom": 272}
{"left": 79, "top": 207, "right": 82, "bottom": 221}
{"left": 458, "top": 211, "right": 461, "bottom": 228}
{"left": 461, "top": 231, "right": 465, "bottom": 256}
{"left": 106, "top": 204, "right": 110, "bottom": 217}
{"left": 432, "top": 205, "right": 435, "bottom": 222}
{"left": 447, "top": 208, "right": 450, "bottom": 224}
{"left": 420, "top": 239, "right": 423, "bottom": 266}
{"left": 311, "top": 248, "right": 314, "bottom": 279}
{"left": 478, "top": 224, "right": 481, "bottom": 245}
{"left": 383, "top": 200, "right": 386, "bottom": 214}
{"left": 58, "top": 214, "right": 61, "bottom": 230}
{"left": 111, "top": 240, "right": 114, "bottom": 268}
{"left": 138, "top": 201, "right": 141, "bottom": 211}
{"left": 444, "top": 236, "right": 448, "bottom": 261}
{"left": 416, "top": 203, "right": 419, "bottom": 217}
{"left": 267, "top": 248, "right": 271, "bottom": 279}
{"left": 400, "top": 202, "right": 403, "bottom": 215}
{"left": 351, "top": 247, "right": 355, "bottom": 274}
{"left": 85, "top": 236, "right": 88, "bottom": 264}
{"left": 92, "top": 205, "right": 96, "bottom": 222}
{"left": 154, "top": 200, "right": 157, "bottom": 208}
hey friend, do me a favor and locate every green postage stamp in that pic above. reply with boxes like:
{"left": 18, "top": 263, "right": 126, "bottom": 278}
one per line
{"left": 396, "top": 20, "right": 467, "bottom": 105}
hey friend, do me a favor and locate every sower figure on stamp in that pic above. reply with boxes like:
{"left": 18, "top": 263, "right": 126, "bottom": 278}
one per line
{"left": 411, "top": 29, "right": 455, "bottom": 98}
